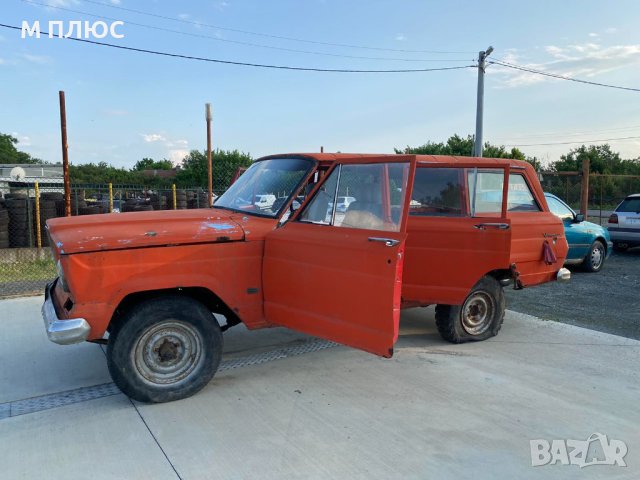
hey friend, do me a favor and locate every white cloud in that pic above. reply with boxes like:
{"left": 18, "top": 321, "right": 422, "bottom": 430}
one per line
{"left": 493, "top": 41, "right": 640, "bottom": 88}
{"left": 169, "top": 149, "right": 189, "bottom": 164}
{"left": 141, "top": 133, "right": 166, "bottom": 143}
{"left": 605, "top": 27, "right": 618, "bottom": 34}
{"left": 395, "top": 33, "right": 407, "bottom": 41}
{"left": 21, "top": 54, "right": 53, "bottom": 65}
{"left": 109, "top": 0, "right": 121, "bottom": 4}
{"left": 588, "top": 32, "right": 599, "bottom": 38}
{"left": 44, "top": 0, "right": 80, "bottom": 7}
{"left": 216, "top": 1, "right": 230, "bottom": 10}
{"left": 178, "top": 13, "right": 190, "bottom": 20}
{"left": 0, "top": 58, "right": 5, "bottom": 66}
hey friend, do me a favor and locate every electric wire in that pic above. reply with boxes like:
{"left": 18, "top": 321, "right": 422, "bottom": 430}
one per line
{"left": 489, "top": 59, "right": 640, "bottom": 93}
{"left": 0, "top": 24, "right": 475, "bottom": 73}
{"left": 21, "top": 0, "right": 472, "bottom": 63}
{"left": 74, "top": 0, "right": 474, "bottom": 54}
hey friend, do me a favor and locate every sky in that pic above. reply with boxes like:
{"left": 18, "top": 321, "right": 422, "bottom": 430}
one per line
{"left": 1, "top": 0, "right": 639, "bottom": 169}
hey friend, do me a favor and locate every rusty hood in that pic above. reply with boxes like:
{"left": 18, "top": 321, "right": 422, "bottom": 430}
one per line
{"left": 47, "top": 209, "right": 245, "bottom": 255}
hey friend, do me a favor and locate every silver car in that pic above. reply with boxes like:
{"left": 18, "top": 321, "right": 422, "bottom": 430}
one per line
{"left": 607, "top": 194, "right": 640, "bottom": 251}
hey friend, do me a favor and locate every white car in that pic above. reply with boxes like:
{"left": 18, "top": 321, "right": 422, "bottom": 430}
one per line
{"left": 253, "top": 194, "right": 276, "bottom": 210}
{"left": 607, "top": 194, "right": 640, "bottom": 251}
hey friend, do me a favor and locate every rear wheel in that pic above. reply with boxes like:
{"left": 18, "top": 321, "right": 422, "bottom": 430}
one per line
{"left": 582, "top": 240, "right": 606, "bottom": 272}
{"left": 107, "top": 296, "right": 222, "bottom": 403}
{"left": 436, "top": 276, "right": 505, "bottom": 343}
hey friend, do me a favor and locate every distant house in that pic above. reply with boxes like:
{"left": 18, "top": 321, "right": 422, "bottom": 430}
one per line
{"left": 139, "top": 168, "right": 178, "bottom": 179}
{"left": 0, "top": 164, "right": 64, "bottom": 194}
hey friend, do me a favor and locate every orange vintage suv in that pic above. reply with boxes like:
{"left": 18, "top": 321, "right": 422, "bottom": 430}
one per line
{"left": 43, "top": 154, "right": 570, "bottom": 402}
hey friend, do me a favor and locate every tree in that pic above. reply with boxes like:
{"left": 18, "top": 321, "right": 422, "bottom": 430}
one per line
{"left": 175, "top": 149, "right": 253, "bottom": 191}
{"left": 551, "top": 144, "right": 639, "bottom": 175}
{"left": 133, "top": 157, "right": 174, "bottom": 171}
{"left": 396, "top": 134, "right": 541, "bottom": 170}
{"left": 0, "top": 133, "right": 43, "bottom": 164}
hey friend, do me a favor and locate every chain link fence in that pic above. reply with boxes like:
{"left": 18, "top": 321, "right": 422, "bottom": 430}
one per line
{"left": 540, "top": 172, "right": 640, "bottom": 225}
{"left": 3, "top": 169, "right": 640, "bottom": 299}
{"left": 0, "top": 183, "right": 221, "bottom": 298}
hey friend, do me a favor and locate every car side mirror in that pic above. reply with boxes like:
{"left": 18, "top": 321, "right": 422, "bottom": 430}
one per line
{"left": 574, "top": 213, "right": 584, "bottom": 223}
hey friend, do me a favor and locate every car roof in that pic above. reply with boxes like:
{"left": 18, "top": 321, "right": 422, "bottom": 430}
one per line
{"left": 257, "top": 153, "right": 534, "bottom": 170}
{"left": 625, "top": 193, "right": 640, "bottom": 199}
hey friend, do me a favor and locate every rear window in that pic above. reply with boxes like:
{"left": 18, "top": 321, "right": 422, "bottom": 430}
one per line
{"left": 617, "top": 197, "right": 640, "bottom": 213}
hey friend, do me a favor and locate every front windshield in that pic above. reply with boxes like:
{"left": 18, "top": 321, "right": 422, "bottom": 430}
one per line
{"left": 214, "top": 158, "right": 314, "bottom": 217}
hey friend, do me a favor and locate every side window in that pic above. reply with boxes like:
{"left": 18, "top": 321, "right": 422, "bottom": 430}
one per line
{"left": 410, "top": 168, "right": 465, "bottom": 216}
{"left": 298, "top": 168, "right": 339, "bottom": 225}
{"left": 298, "top": 162, "right": 409, "bottom": 232}
{"left": 507, "top": 174, "right": 540, "bottom": 212}
{"left": 546, "top": 196, "right": 574, "bottom": 219}
{"left": 468, "top": 170, "right": 504, "bottom": 215}
{"left": 468, "top": 170, "right": 542, "bottom": 215}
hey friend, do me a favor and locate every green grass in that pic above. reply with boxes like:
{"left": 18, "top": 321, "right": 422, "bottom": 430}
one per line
{"left": 0, "top": 258, "right": 57, "bottom": 283}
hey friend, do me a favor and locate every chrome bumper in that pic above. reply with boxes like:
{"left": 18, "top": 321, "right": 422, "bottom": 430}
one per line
{"left": 42, "top": 280, "right": 90, "bottom": 345}
{"left": 556, "top": 268, "right": 571, "bottom": 282}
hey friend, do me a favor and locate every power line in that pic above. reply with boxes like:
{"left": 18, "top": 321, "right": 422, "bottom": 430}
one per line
{"left": 75, "top": 0, "right": 474, "bottom": 54}
{"left": 501, "top": 135, "right": 640, "bottom": 147}
{"left": 489, "top": 59, "right": 640, "bottom": 93}
{"left": 22, "top": 0, "right": 472, "bottom": 63}
{"left": 0, "top": 24, "right": 475, "bottom": 73}
{"left": 492, "top": 124, "right": 640, "bottom": 141}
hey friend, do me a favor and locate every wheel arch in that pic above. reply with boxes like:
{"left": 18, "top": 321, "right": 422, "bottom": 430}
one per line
{"left": 108, "top": 287, "right": 242, "bottom": 333}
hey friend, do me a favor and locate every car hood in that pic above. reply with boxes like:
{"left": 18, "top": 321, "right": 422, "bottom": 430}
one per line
{"left": 47, "top": 209, "right": 245, "bottom": 255}
{"left": 580, "top": 220, "right": 611, "bottom": 239}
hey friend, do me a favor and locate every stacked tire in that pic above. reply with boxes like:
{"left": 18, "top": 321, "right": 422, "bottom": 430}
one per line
{"left": 6, "top": 194, "right": 31, "bottom": 248}
{"left": 35, "top": 195, "right": 59, "bottom": 247}
{"left": 0, "top": 198, "right": 9, "bottom": 249}
{"left": 188, "top": 191, "right": 210, "bottom": 209}
{"left": 150, "top": 194, "right": 167, "bottom": 211}
{"left": 70, "top": 191, "right": 87, "bottom": 216}
{"left": 175, "top": 190, "right": 187, "bottom": 210}
{"left": 79, "top": 205, "right": 102, "bottom": 215}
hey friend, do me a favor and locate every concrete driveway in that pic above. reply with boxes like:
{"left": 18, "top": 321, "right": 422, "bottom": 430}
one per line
{"left": 0, "top": 296, "right": 638, "bottom": 479}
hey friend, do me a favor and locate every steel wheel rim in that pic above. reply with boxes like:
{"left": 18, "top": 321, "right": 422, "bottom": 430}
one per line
{"left": 591, "top": 244, "right": 604, "bottom": 269}
{"left": 133, "top": 321, "right": 204, "bottom": 387}
{"left": 461, "top": 291, "right": 495, "bottom": 335}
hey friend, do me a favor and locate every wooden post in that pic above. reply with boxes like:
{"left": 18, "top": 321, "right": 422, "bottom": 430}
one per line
{"left": 108, "top": 183, "right": 113, "bottom": 213}
{"left": 206, "top": 103, "right": 213, "bottom": 207}
{"left": 59, "top": 91, "right": 71, "bottom": 217}
{"left": 35, "top": 181, "right": 42, "bottom": 248}
{"left": 580, "top": 158, "right": 590, "bottom": 217}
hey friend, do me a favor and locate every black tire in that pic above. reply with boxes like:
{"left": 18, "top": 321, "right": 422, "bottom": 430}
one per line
{"left": 613, "top": 242, "right": 628, "bottom": 253}
{"left": 107, "top": 296, "right": 223, "bottom": 403}
{"left": 582, "top": 240, "right": 606, "bottom": 272}
{"left": 435, "top": 276, "right": 505, "bottom": 344}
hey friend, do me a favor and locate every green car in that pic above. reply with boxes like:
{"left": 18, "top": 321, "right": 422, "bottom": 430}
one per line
{"left": 544, "top": 193, "right": 612, "bottom": 272}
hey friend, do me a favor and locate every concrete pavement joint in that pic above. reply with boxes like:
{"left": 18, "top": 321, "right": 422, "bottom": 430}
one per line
{"left": 0, "top": 338, "right": 337, "bottom": 421}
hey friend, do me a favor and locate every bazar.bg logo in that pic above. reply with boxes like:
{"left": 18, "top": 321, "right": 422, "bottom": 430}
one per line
{"left": 21, "top": 20, "right": 124, "bottom": 39}
{"left": 530, "top": 433, "right": 627, "bottom": 468}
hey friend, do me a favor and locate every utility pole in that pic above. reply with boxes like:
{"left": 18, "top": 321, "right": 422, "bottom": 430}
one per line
{"left": 474, "top": 46, "right": 493, "bottom": 157}
{"left": 205, "top": 103, "right": 213, "bottom": 207}
{"left": 59, "top": 91, "right": 71, "bottom": 216}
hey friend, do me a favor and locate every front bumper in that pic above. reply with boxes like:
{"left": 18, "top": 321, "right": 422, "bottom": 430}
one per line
{"left": 42, "top": 280, "right": 90, "bottom": 345}
{"left": 557, "top": 268, "right": 571, "bottom": 282}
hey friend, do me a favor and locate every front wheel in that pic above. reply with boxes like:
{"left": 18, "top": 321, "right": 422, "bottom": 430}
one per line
{"left": 435, "top": 276, "right": 505, "bottom": 343}
{"left": 582, "top": 240, "right": 606, "bottom": 272}
{"left": 107, "top": 296, "right": 223, "bottom": 403}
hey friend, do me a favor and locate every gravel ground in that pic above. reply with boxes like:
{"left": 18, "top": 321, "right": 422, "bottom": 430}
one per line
{"left": 506, "top": 247, "right": 640, "bottom": 340}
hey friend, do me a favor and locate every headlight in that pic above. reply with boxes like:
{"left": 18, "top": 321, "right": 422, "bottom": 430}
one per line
{"left": 56, "top": 260, "right": 70, "bottom": 292}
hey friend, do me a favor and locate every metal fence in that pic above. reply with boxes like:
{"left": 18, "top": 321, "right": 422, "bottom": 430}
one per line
{"left": 0, "top": 183, "right": 215, "bottom": 298}
{"left": 541, "top": 172, "right": 640, "bottom": 225}
{"left": 2, "top": 172, "right": 640, "bottom": 299}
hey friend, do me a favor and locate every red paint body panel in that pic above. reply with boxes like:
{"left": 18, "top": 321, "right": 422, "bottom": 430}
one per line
{"left": 47, "top": 209, "right": 244, "bottom": 254}
{"left": 263, "top": 222, "right": 406, "bottom": 357}
{"left": 45, "top": 153, "right": 568, "bottom": 357}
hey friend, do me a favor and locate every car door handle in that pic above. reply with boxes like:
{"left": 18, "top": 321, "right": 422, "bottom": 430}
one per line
{"left": 368, "top": 237, "right": 400, "bottom": 247}
{"left": 474, "top": 223, "right": 510, "bottom": 230}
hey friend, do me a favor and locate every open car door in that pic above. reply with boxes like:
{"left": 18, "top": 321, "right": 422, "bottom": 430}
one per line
{"left": 263, "top": 157, "right": 416, "bottom": 357}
